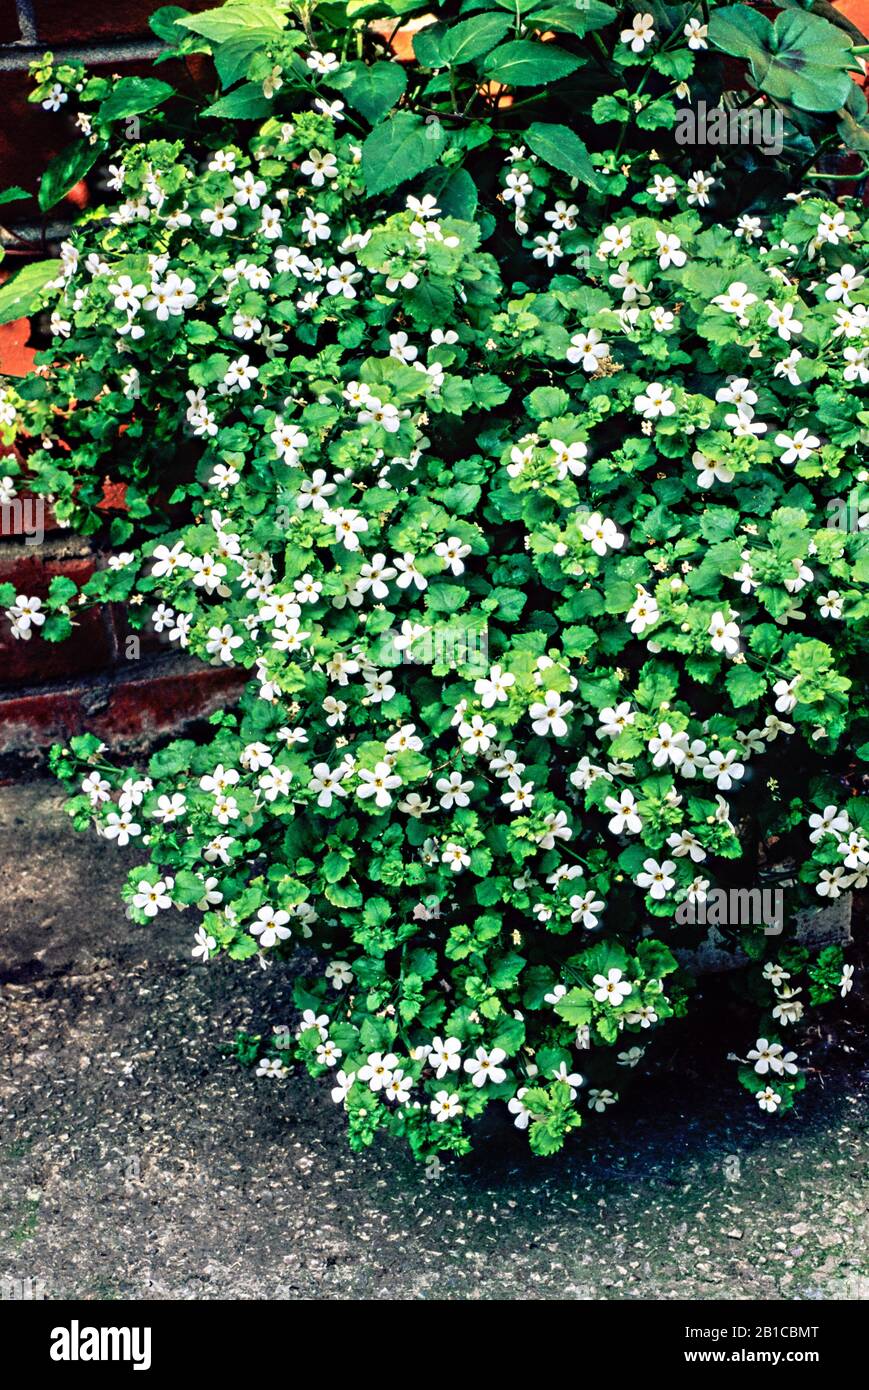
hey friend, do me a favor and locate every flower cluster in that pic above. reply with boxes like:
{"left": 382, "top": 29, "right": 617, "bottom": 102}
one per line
{"left": 2, "top": 0, "right": 865, "bottom": 1157}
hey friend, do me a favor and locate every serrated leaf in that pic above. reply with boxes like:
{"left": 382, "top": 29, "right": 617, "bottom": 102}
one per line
{"left": 481, "top": 40, "right": 582, "bottom": 87}
{"left": 525, "top": 121, "right": 606, "bottom": 192}
{"left": 330, "top": 61, "right": 407, "bottom": 125}
{"left": 362, "top": 112, "right": 446, "bottom": 195}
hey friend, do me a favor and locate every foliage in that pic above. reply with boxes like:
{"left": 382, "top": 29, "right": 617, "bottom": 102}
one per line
{"left": 1, "top": 0, "right": 865, "bottom": 1155}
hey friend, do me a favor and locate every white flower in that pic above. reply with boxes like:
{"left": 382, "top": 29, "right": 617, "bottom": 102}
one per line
{"left": 825, "top": 264, "right": 864, "bottom": 305}
{"left": 474, "top": 664, "right": 515, "bottom": 708}
{"left": 580, "top": 513, "right": 623, "bottom": 556}
{"left": 300, "top": 149, "right": 338, "bottom": 186}
{"left": 430, "top": 1036, "right": 462, "bottom": 1078}
{"left": 634, "top": 382, "right": 676, "bottom": 419}
{"left": 436, "top": 771, "right": 474, "bottom": 809}
{"left": 599, "top": 224, "right": 632, "bottom": 257}
{"left": 692, "top": 450, "right": 733, "bottom": 488}
{"left": 593, "top": 968, "right": 632, "bottom": 1006}
{"left": 636, "top": 858, "right": 676, "bottom": 900}
{"left": 765, "top": 300, "right": 803, "bottom": 342}
{"left": 326, "top": 261, "right": 362, "bottom": 299}
{"left": 201, "top": 202, "right": 238, "bottom": 236}
{"left": 713, "top": 282, "right": 758, "bottom": 321}
{"left": 684, "top": 18, "right": 708, "bottom": 48}
{"left": 463, "top": 1046, "right": 507, "bottom": 1087}
{"left": 132, "top": 878, "right": 172, "bottom": 917}
{"left": 648, "top": 722, "right": 689, "bottom": 768}
{"left": 192, "top": 926, "right": 216, "bottom": 961}
{"left": 656, "top": 231, "right": 686, "bottom": 269}
{"left": 775, "top": 428, "right": 820, "bottom": 464}
{"left": 703, "top": 748, "right": 745, "bottom": 791}
{"left": 566, "top": 329, "right": 608, "bottom": 372}
{"left": 442, "top": 842, "right": 471, "bottom": 872}
{"left": 431, "top": 1091, "right": 462, "bottom": 1121}
{"left": 327, "top": 507, "right": 368, "bottom": 551}
{"left": 621, "top": 13, "right": 655, "bottom": 52}
{"left": 331, "top": 1070, "right": 356, "bottom": 1104}
{"left": 587, "top": 1088, "right": 618, "bottom": 1112}
{"left": 618, "top": 1046, "right": 646, "bottom": 1068}
{"left": 529, "top": 690, "right": 573, "bottom": 737}
{"left": 757, "top": 1086, "right": 781, "bottom": 1114}
{"left": 549, "top": 437, "right": 588, "bottom": 479}
{"left": 605, "top": 790, "right": 642, "bottom": 835}
{"left": 708, "top": 610, "right": 740, "bottom": 656}
{"left": 570, "top": 890, "right": 605, "bottom": 929}
{"left": 357, "top": 1051, "right": 398, "bottom": 1091}
{"left": 508, "top": 1089, "right": 532, "bottom": 1129}
{"left": 356, "top": 761, "right": 401, "bottom": 809}
{"left": 839, "top": 963, "right": 855, "bottom": 998}
{"left": 250, "top": 906, "right": 291, "bottom": 948}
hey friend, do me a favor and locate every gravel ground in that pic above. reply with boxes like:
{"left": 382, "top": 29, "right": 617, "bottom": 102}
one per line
{"left": 1, "top": 781, "right": 867, "bottom": 1301}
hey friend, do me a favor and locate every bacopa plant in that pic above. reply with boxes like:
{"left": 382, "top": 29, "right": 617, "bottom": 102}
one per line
{"left": 1, "top": 0, "right": 867, "bottom": 1157}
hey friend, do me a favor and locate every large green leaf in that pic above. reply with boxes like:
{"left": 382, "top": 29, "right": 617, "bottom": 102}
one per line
{"left": 98, "top": 76, "right": 175, "bottom": 123}
{"left": 329, "top": 61, "right": 407, "bottom": 125}
{"left": 38, "top": 141, "right": 103, "bottom": 213}
{"left": 178, "top": 2, "right": 286, "bottom": 43}
{"left": 524, "top": 0, "right": 617, "bottom": 39}
{"left": 525, "top": 121, "right": 606, "bottom": 193}
{"left": 709, "top": 5, "right": 855, "bottom": 112}
{"left": 361, "top": 112, "right": 446, "bottom": 195}
{"left": 441, "top": 13, "right": 513, "bottom": 65}
{"left": 481, "top": 39, "right": 583, "bottom": 86}
{"left": 0, "top": 259, "right": 59, "bottom": 326}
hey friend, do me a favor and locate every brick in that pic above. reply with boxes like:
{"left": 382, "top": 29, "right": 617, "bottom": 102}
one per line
{"left": 0, "top": 6, "right": 27, "bottom": 44}
{"left": 0, "top": 71, "right": 69, "bottom": 196}
{"left": 0, "top": 549, "right": 122, "bottom": 687}
{"left": 0, "top": 658, "right": 246, "bottom": 754}
{"left": 90, "top": 662, "right": 247, "bottom": 742}
{"left": 0, "top": 309, "right": 37, "bottom": 377}
{"left": 33, "top": 0, "right": 216, "bottom": 44}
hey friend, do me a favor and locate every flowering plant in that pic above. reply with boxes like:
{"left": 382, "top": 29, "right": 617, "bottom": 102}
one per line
{"left": 1, "top": 0, "right": 866, "bottom": 1157}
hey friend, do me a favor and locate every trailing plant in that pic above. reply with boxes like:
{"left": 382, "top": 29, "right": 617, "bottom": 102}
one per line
{"left": 0, "top": 0, "right": 866, "bottom": 1156}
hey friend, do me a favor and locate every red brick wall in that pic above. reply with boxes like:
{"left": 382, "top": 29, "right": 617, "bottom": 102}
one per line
{"left": 0, "top": 0, "right": 245, "bottom": 769}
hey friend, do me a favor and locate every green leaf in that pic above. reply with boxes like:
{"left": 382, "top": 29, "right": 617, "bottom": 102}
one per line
{"left": 0, "top": 187, "right": 29, "bottom": 207}
{"left": 98, "top": 77, "right": 175, "bottom": 123}
{"left": 525, "top": 121, "right": 606, "bottom": 193}
{"left": 709, "top": 5, "right": 854, "bottom": 112}
{"left": 39, "top": 141, "right": 103, "bottom": 213}
{"left": 213, "top": 30, "right": 282, "bottom": 87}
{"left": 481, "top": 40, "right": 582, "bottom": 87}
{"left": 149, "top": 6, "right": 191, "bottom": 43}
{"left": 440, "top": 13, "right": 512, "bottom": 65}
{"left": 554, "top": 988, "right": 592, "bottom": 1027}
{"left": 178, "top": 2, "right": 286, "bottom": 43}
{"left": 725, "top": 665, "right": 767, "bottom": 708}
{"left": 330, "top": 61, "right": 407, "bottom": 125}
{"left": 361, "top": 112, "right": 446, "bottom": 196}
{"left": 0, "top": 259, "right": 59, "bottom": 325}
{"left": 526, "top": 1, "right": 617, "bottom": 38}
{"left": 201, "top": 82, "right": 272, "bottom": 119}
